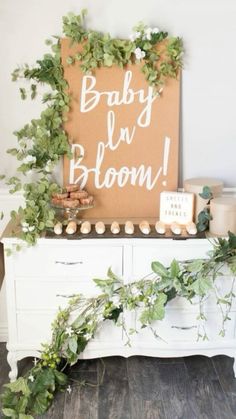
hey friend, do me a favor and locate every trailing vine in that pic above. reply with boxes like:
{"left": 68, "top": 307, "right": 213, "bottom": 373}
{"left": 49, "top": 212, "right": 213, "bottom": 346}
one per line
{"left": 1, "top": 10, "right": 183, "bottom": 248}
{"left": 1, "top": 232, "right": 236, "bottom": 418}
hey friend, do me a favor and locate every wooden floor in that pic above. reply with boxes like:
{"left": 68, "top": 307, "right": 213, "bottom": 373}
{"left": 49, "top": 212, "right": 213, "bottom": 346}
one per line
{"left": 1, "top": 344, "right": 236, "bottom": 419}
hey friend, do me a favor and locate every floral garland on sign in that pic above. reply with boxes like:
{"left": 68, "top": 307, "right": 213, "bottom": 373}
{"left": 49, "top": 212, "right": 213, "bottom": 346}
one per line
{"left": 1, "top": 233, "right": 236, "bottom": 417}
{"left": 1, "top": 10, "right": 183, "bottom": 251}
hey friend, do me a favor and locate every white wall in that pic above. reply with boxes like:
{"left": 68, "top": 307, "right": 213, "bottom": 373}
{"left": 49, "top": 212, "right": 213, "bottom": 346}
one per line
{"left": 0, "top": 0, "right": 236, "bottom": 187}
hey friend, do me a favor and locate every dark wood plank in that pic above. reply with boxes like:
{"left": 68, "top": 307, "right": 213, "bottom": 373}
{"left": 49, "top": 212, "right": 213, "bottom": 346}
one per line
{"left": 127, "top": 356, "right": 166, "bottom": 419}
{"left": 156, "top": 360, "right": 200, "bottom": 419}
{"left": 184, "top": 355, "right": 235, "bottom": 419}
{"left": 98, "top": 357, "right": 130, "bottom": 419}
{"left": 0, "top": 344, "right": 9, "bottom": 390}
{"left": 213, "top": 355, "right": 236, "bottom": 416}
{"left": 64, "top": 370, "right": 98, "bottom": 419}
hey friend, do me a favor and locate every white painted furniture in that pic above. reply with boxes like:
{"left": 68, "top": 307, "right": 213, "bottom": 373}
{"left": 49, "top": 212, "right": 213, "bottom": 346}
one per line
{"left": 2, "top": 235, "right": 236, "bottom": 381}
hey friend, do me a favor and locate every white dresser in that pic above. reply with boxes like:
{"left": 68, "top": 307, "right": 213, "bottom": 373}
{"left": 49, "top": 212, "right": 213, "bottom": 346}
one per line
{"left": 2, "top": 235, "right": 236, "bottom": 380}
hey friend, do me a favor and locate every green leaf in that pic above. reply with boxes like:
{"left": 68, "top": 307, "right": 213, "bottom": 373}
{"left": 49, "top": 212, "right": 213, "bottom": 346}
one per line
{"left": 103, "top": 53, "right": 113, "bottom": 67}
{"left": 151, "top": 261, "right": 169, "bottom": 277}
{"left": 199, "top": 186, "right": 213, "bottom": 200}
{"left": 31, "top": 369, "right": 55, "bottom": 395}
{"left": 2, "top": 408, "right": 17, "bottom": 418}
{"left": 68, "top": 336, "right": 78, "bottom": 354}
{"left": 190, "top": 276, "right": 213, "bottom": 296}
{"left": 53, "top": 370, "right": 68, "bottom": 387}
{"left": 19, "top": 415, "right": 34, "bottom": 419}
{"left": 170, "top": 259, "right": 180, "bottom": 277}
{"left": 33, "top": 391, "right": 51, "bottom": 415}
{"left": 139, "top": 293, "right": 167, "bottom": 325}
{"left": 4, "top": 377, "right": 30, "bottom": 396}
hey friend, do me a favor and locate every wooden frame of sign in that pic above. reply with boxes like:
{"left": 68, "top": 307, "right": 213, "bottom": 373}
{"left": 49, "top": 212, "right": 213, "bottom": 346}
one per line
{"left": 61, "top": 39, "right": 180, "bottom": 219}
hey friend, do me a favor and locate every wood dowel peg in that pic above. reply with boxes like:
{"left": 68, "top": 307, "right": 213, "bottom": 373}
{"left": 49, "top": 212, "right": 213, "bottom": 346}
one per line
{"left": 170, "top": 222, "right": 181, "bottom": 235}
{"left": 80, "top": 221, "right": 91, "bottom": 234}
{"left": 186, "top": 221, "right": 197, "bottom": 235}
{"left": 54, "top": 222, "right": 63, "bottom": 235}
{"left": 139, "top": 220, "right": 151, "bottom": 235}
{"left": 66, "top": 221, "right": 77, "bottom": 235}
{"left": 125, "top": 221, "right": 134, "bottom": 235}
{"left": 111, "top": 221, "right": 120, "bottom": 235}
{"left": 155, "top": 220, "right": 166, "bottom": 234}
{"left": 95, "top": 221, "right": 105, "bottom": 235}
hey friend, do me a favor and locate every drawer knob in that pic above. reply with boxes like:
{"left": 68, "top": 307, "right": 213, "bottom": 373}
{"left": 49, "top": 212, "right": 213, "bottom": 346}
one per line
{"left": 55, "top": 261, "right": 83, "bottom": 265}
{"left": 171, "top": 325, "right": 197, "bottom": 330}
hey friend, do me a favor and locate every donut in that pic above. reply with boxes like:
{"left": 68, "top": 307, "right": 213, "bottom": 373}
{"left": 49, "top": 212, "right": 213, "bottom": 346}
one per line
{"left": 51, "top": 197, "right": 62, "bottom": 206}
{"left": 70, "top": 190, "right": 88, "bottom": 199}
{"left": 62, "top": 198, "right": 80, "bottom": 208}
{"left": 52, "top": 192, "right": 68, "bottom": 200}
{"left": 80, "top": 196, "right": 94, "bottom": 206}
{"left": 65, "top": 184, "right": 80, "bottom": 193}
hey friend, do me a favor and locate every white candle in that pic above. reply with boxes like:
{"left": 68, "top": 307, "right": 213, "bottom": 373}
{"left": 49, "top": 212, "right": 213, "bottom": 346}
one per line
{"left": 66, "top": 221, "right": 77, "bottom": 235}
{"left": 186, "top": 221, "right": 197, "bottom": 235}
{"left": 125, "top": 221, "right": 134, "bottom": 235}
{"left": 80, "top": 221, "right": 91, "bottom": 234}
{"left": 139, "top": 220, "right": 151, "bottom": 235}
{"left": 170, "top": 222, "right": 181, "bottom": 235}
{"left": 95, "top": 221, "right": 105, "bottom": 234}
{"left": 54, "top": 222, "right": 63, "bottom": 235}
{"left": 111, "top": 221, "right": 120, "bottom": 235}
{"left": 155, "top": 220, "right": 166, "bottom": 234}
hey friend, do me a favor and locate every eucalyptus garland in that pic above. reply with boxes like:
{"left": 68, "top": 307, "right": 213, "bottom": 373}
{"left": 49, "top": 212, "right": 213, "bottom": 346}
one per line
{"left": 1, "top": 232, "right": 236, "bottom": 418}
{"left": 1, "top": 10, "right": 183, "bottom": 248}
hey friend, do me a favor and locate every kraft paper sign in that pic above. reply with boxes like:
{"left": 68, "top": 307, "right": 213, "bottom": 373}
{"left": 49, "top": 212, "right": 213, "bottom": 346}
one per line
{"left": 61, "top": 39, "right": 180, "bottom": 218}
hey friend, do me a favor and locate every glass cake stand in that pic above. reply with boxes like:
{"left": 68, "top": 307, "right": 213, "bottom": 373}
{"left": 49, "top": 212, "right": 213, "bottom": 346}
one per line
{"left": 52, "top": 203, "right": 94, "bottom": 225}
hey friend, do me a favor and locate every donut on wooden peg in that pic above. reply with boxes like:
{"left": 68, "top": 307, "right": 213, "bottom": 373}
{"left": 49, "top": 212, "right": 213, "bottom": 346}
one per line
{"left": 80, "top": 221, "right": 91, "bottom": 234}
{"left": 170, "top": 222, "right": 181, "bottom": 235}
{"left": 95, "top": 221, "right": 105, "bottom": 235}
{"left": 111, "top": 221, "right": 120, "bottom": 235}
{"left": 186, "top": 221, "right": 197, "bottom": 235}
{"left": 155, "top": 220, "right": 166, "bottom": 235}
{"left": 54, "top": 222, "right": 63, "bottom": 235}
{"left": 125, "top": 221, "right": 134, "bottom": 235}
{"left": 66, "top": 221, "right": 77, "bottom": 235}
{"left": 139, "top": 220, "right": 151, "bottom": 235}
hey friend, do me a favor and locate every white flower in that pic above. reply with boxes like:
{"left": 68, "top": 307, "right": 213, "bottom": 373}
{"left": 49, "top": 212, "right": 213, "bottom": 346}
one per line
{"left": 65, "top": 326, "right": 73, "bottom": 337}
{"left": 45, "top": 160, "right": 53, "bottom": 173}
{"left": 152, "top": 27, "right": 160, "bottom": 34}
{"left": 66, "top": 385, "right": 72, "bottom": 394}
{"left": 21, "top": 222, "right": 35, "bottom": 233}
{"left": 143, "top": 27, "right": 152, "bottom": 41}
{"left": 28, "top": 374, "right": 34, "bottom": 382}
{"left": 110, "top": 295, "right": 120, "bottom": 306}
{"left": 129, "top": 31, "right": 141, "bottom": 42}
{"left": 33, "top": 358, "right": 38, "bottom": 366}
{"left": 24, "top": 155, "right": 36, "bottom": 164}
{"left": 134, "top": 47, "right": 146, "bottom": 60}
{"left": 148, "top": 295, "right": 156, "bottom": 305}
{"left": 84, "top": 333, "right": 92, "bottom": 340}
{"left": 21, "top": 221, "right": 29, "bottom": 228}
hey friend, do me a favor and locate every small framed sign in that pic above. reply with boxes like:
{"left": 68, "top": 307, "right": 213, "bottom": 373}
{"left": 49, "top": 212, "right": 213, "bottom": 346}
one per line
{"left": 160, "top": 191, "right": 194, "bottom": 224}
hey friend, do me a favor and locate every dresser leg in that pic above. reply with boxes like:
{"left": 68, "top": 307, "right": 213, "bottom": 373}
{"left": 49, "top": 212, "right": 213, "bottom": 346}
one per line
{"left": 233, "top": 357, "right": 236, "bottom": 378}
{"left": 7, "top": 351, "right": 18, "bottom": 382}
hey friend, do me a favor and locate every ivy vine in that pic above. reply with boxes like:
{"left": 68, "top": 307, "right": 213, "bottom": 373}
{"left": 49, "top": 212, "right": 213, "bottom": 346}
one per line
{"left": 1, "top": 232, "right": 236, "bottom": 418}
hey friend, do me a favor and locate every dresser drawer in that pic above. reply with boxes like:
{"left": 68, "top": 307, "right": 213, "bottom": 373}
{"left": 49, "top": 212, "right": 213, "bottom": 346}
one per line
{"left": 132, "top": 240, "right": 211, "bottom": 277}
{"left": 13, "top": 244, "right": 123, "bottom": 278}
{"left": 15, "top": 279, "right": 101, "bottom": 310}
{"left": 130, "top": 309, "right": 236, "bottom": 344}
{"left": 17, "top": 313, "right": 122, "bottom": 345}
